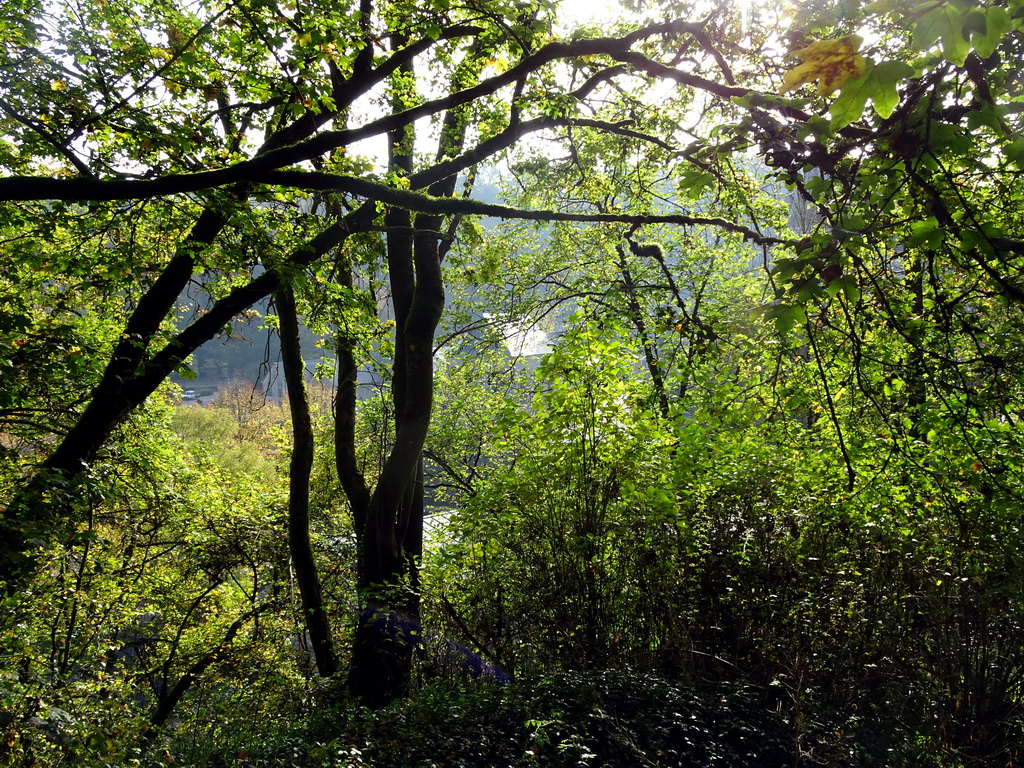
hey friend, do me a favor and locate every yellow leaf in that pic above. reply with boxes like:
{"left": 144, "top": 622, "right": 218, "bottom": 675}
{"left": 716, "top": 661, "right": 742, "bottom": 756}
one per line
{"left": 481, "top": 56, "right": 509, "bottom": 74}
{"left": 50, "top": 80, "right": 66, "bottom": 91}
{"left": 783, "top": 34, "right": 865, "bottom": 97}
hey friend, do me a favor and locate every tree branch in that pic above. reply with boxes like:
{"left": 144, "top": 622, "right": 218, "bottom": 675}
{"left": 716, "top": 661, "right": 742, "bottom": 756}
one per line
{"left": 0, "top": 96, "right": 93, "bottom": 177}
{"left": 0, "top": 20, "right": 744, "bottom": 203}
{"left": 262, "top": 170, "right": 791, "bottom": 245}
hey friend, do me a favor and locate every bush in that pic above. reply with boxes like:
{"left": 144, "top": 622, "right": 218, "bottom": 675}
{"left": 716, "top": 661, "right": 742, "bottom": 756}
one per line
{"left": 260, "top": 670, "right": 799, "bottom": 768}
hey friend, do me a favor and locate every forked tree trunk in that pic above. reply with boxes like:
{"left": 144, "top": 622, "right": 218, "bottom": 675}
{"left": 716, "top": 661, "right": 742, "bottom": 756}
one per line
{"left": 330, "top": 8, "right": 532, "bottom": 706}
{"left": 341, "top": 34, "right": 457, "bottom": 700}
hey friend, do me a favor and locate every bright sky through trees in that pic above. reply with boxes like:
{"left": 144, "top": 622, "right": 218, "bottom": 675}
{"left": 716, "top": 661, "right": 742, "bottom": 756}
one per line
{"left": 557, "top": 0, "right": 623, "bottom": 27}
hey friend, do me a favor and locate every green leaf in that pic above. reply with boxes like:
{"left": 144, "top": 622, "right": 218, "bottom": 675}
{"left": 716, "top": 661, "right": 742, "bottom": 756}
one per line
{"left": 1003, "top": 136, "right": 1024, "bottom": 169}
{"left": 959, "top": 228, "right": 981, "bottom": 252}
{"left": 908, "top": 216, "right": 945, "bottom": 248}
{"left": 826, "top": 274, "right": 860, "bottom": 302}
{"left": 771, "top": 257, "right": 805, "bottom": 282}
{"left": 830, "top": 60, "right": 915, "bottom": 130}
{"left": 677, "top": 168, "right": 716, "bottom": 199}
{"left": 840, "top": 276, "right": 861, "bottom": 303}
{"left": 865, "top": 61, "right": 915, "bottom": 118}
{"left": 762, "top": 303, "right": 807, "bottom": 336}
{"left": 829, "top": 76, "right": 869, "bottom": 130}
{"left": 913, "top": 3, "right": 972, "bottom": 65}
{"left": 804, "top": 173, "right": 830, "bottom": 200}
{"left": 175, "top": 362, "right": 197, "bottom": 381}
{"left": 969, "top": 6, "right": 1013, "bottom": 58}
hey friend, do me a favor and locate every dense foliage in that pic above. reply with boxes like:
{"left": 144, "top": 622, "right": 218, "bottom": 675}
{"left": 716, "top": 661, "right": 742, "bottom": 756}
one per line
{"left": 2, "top": 0, "right": 1024, "bottom": 764}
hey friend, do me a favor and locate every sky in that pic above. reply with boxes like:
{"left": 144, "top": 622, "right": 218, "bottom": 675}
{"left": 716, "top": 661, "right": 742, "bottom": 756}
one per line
{"left": 557, "top": 0, "right": 624, "bottom": 27}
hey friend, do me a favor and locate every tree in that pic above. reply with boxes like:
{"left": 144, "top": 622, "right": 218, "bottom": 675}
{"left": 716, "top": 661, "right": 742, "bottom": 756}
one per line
{"left": 4, "top": 0, "right": 1024, "bottom": 717}
{"left": 0, "top": 0, "right": 784, "bottom": 707}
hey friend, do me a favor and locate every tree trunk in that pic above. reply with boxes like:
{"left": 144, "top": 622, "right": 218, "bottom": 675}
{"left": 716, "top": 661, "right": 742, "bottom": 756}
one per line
{"left": 278, "top": 283, "right": 338, "bottom": 678}
{"left": 343, "top": 29, "right": 466, "bottom": 700}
